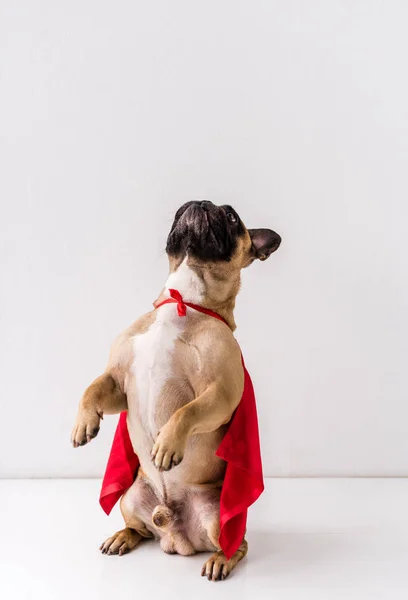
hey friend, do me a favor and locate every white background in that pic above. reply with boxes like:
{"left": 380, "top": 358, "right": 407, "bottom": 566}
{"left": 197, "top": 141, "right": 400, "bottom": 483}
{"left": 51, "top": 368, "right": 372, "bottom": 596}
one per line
{"left": 1, "top": 0, "right": 407, "bottom": 478}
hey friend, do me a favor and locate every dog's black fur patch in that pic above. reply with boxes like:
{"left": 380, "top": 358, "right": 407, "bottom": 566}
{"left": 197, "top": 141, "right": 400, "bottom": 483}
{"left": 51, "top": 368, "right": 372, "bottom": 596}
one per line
{"left": 166, "top": 201, "right": 245, "bottom": 262}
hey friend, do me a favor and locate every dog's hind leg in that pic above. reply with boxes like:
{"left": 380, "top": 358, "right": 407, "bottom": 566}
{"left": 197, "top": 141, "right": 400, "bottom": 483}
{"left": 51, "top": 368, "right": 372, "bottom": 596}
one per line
{"left": 187, "top": 488, "right": 248, "bottom": 581}
{"left": 100, "top": 471, "right": 155, "bottom": 556}
{"left": 100, "top": 527, "right": 144, "bottom": 556}
{"left": 201, "top": 513, "right": 248, "bottom": 581}
{"left": 201, "top": 538, "right": 248, "bottom": 582}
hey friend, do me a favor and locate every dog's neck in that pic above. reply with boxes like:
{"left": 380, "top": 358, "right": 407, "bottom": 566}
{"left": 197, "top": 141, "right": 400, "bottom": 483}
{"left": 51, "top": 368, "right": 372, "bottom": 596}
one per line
{"left": 154, "top": 255, "right": 240, "bottom": 330}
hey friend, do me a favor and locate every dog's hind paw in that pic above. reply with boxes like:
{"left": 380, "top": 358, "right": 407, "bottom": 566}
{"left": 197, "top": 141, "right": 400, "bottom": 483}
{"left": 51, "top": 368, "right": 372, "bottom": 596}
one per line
{"left": 100, "top": 528, "right": 142, "bottom": 556}
{"left": 201, "top": 552, "right": 232, "bottom": 581}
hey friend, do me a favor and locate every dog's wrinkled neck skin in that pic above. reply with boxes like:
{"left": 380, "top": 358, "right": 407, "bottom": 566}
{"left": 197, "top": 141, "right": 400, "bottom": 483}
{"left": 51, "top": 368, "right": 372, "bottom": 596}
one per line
{"left": 153, "top": 201, "right": 282, "bottom": 331}
{"left": 159, "top": 255, "right": 241, "bottom": 330}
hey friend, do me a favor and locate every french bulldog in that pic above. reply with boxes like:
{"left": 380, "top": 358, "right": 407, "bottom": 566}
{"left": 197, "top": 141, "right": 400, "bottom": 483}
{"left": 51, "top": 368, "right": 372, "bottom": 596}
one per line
{"left": 71, "top": 200, "right": 281, "bottom": 581}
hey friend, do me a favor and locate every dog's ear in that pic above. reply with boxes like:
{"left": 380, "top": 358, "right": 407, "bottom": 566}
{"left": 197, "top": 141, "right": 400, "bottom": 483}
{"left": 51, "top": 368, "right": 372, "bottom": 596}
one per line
{"left": 248, "top": 229, "right": 281, "bottom": 261}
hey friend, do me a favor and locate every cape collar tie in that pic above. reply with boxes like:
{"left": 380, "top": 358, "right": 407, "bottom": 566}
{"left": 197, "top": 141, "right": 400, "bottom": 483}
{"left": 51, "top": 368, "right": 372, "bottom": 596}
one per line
{"left": 155, "top": 288, "right": 227, "bottom": 325}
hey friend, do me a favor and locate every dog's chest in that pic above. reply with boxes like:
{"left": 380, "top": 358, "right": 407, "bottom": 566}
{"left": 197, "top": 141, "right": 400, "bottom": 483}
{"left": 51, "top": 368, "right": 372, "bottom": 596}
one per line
{"left": 131, "top": 305, "right": 184, "bottom": 437}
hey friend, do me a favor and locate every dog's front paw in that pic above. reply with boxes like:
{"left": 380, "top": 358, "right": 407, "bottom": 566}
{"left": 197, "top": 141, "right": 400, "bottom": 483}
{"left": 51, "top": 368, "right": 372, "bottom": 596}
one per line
{"left": 151, "top": 424, "right": 186, "bottom": 471}
{"left": 71, "top": 409, "right": 100, "bottom": 447}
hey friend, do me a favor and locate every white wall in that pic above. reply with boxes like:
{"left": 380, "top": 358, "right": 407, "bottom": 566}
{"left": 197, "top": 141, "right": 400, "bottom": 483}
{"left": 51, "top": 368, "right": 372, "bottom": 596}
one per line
{"left": 1, "top": 0, "right": 407, "bottom": 478}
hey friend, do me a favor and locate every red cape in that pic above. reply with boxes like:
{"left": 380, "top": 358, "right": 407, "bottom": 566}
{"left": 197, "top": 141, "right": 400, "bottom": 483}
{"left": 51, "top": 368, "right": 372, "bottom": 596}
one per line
{"left": 99, "top": 294, "right": 264, "bottom": 560}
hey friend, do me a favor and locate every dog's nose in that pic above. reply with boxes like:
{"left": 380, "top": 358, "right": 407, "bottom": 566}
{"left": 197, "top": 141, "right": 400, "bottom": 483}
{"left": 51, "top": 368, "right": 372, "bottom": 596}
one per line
{"left": 200, "top": 201, "right": 213, "bottom": 211}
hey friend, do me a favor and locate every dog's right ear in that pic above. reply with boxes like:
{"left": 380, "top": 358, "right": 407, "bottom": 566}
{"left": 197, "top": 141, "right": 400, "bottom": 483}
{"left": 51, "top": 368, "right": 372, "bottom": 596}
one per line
{"left": 248, "top": 229, "right": 282, "bottom": 261}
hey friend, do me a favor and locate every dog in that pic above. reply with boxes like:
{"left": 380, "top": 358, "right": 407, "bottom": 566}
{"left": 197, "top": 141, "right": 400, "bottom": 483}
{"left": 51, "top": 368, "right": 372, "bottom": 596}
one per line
{"left": 71, "top": 200, "right": 281, "bottom": 580}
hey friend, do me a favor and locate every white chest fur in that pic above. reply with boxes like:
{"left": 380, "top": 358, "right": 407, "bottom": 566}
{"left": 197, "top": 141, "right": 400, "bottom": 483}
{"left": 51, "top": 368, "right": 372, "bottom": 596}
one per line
{"left": 131, "top": 257, "right": 203, "bottom": 439}
{"left": 132, "top": 305, "right": 183, "bottom": 437}
{"left": 166, "top": 256, "right": 204, "bottom": 304}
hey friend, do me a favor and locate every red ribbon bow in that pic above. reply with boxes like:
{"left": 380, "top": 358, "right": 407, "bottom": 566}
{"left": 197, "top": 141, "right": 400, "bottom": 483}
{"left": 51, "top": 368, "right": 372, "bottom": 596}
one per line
{"left": 168, "top": 288, "right": 187, "bottom": 316}
{"left": 155, "top": 289, "right": 227, "bottom": 324}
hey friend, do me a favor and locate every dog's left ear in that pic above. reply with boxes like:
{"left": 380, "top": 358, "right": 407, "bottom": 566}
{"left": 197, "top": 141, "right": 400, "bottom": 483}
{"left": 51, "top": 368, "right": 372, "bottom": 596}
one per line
{"left": 248, "top": 228, "right": 282, "bottom": 261}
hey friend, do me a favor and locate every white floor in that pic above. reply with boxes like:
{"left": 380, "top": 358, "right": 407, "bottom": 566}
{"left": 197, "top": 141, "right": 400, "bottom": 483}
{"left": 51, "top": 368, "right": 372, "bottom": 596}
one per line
{"left": 1, "top": 479, "right": 407, "bottom": 599}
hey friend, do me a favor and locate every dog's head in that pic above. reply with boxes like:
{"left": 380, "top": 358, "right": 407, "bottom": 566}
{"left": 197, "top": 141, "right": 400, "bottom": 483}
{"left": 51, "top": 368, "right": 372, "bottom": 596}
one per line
{"left": 166, "top": 200, "right": 281, "bottom": 269}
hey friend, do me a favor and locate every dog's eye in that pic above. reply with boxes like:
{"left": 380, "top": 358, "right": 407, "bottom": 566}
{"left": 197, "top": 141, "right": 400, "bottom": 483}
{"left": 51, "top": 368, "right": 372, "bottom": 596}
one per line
{"left": 227, "top": 212, "right": 237, "bottom": 223}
